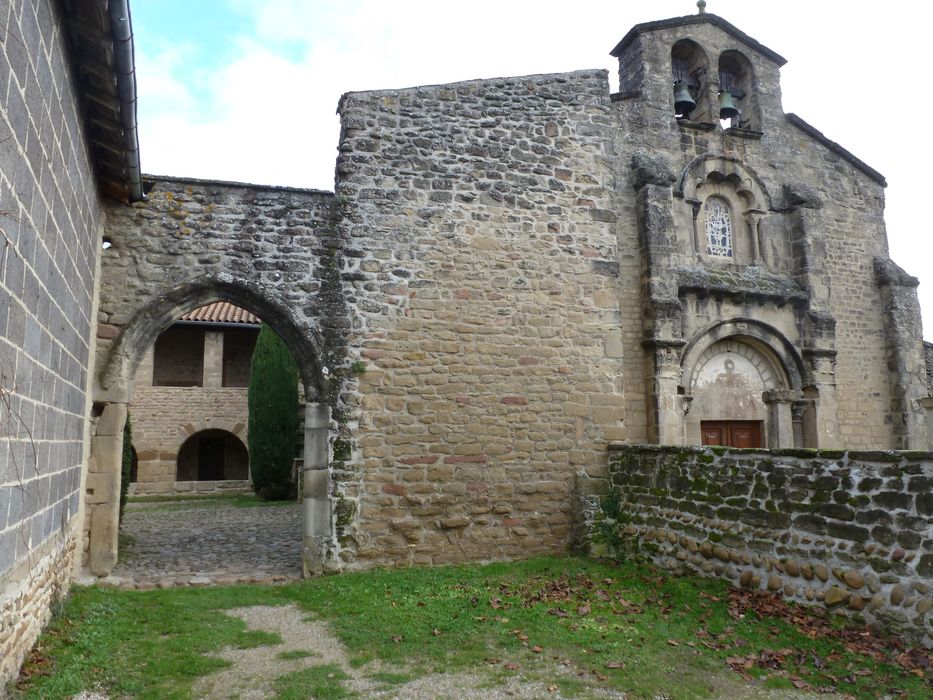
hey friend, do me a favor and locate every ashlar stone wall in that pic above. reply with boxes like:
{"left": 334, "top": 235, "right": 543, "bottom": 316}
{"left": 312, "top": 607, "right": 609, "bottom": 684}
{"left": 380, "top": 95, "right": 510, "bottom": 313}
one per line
{"left": 128, "top": 335, "right": 251, "bottom": 495}
{"left": 0, "top": 0, "right": 105, "bottom": 681}
{"left": 333, "top": 70, "right": 626, "bottom": 566}
{"left": 607, "top": 18, "right": 911, "bottom": 450}
{"left": 585, "top": 445, "right": 932, "bottom": 646}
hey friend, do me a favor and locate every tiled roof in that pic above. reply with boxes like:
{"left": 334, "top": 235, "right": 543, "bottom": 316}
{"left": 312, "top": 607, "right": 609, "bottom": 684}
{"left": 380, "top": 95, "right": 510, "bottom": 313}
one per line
{"left": 180, "top": 302, "right": 260, "bottom": 325}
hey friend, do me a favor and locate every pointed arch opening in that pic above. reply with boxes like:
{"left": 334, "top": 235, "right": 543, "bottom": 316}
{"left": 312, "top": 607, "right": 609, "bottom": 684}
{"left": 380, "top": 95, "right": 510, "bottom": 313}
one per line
{"left": 96, "top": 276, "right": 327, "bottom": 403}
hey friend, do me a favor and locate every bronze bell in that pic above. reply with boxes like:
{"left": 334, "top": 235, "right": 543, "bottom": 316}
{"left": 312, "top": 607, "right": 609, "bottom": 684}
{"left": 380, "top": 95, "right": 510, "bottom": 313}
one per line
{"left": 719, "top": 90, "right": 739, "bottom": 120}
{"left": 673, "top": 81, "right": 696, "bottom": 116}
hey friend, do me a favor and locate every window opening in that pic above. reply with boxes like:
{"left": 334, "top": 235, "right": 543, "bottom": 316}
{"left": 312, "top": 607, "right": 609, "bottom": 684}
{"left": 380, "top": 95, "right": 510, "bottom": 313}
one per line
{"left": 152, "top": 326, "right": 205, "bottom": 386}
{"left": 705, "top": 197, "right": 733, "bottom": 257}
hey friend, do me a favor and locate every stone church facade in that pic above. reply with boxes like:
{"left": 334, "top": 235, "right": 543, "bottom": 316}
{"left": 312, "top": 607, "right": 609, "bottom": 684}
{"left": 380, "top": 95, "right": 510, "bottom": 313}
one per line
{"left": 1, "top": 0, "right": 931, "bottom": 680}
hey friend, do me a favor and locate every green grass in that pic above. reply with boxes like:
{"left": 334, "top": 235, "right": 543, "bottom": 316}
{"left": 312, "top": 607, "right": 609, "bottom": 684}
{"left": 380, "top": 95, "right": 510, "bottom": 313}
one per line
{"left": 14, "top": 587, "right": 282, "bottom": 699}
{"left": 273, "top": 664, "right": 354, "bottom": 700}
{"left": 276, "top": 649, "right": 318, "bottom": 660}
{"left": 12, "top": 557, "right": 930, "bottom": 699}
{"left": 366, "top": 670, "right": 415, "bottom": 686}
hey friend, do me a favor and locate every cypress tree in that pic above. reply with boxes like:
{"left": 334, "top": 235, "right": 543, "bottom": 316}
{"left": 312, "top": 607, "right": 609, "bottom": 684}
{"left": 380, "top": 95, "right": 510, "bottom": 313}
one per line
{"left": 248, "top": 323, "right": 300, "bottom": 500}
{"left": 119, "top": 414, "right": 133, "bottom": 523}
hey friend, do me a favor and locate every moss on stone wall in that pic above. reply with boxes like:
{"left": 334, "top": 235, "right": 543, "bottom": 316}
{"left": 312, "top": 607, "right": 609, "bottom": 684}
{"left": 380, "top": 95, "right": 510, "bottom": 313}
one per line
{"left": 591, "top": 444, "right": 933, "bottom": 645}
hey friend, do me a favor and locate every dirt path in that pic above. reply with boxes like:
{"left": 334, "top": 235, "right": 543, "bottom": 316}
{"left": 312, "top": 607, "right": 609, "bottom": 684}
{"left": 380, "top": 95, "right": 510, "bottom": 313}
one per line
{"left": 190, "top": 606, "right": 844, "bottom": 700}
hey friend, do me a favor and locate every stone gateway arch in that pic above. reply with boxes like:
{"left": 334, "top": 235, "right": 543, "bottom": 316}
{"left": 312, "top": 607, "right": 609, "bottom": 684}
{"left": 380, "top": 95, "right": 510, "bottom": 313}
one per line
{"left": 88, "top": 180, "right": 342, "bottom": 575}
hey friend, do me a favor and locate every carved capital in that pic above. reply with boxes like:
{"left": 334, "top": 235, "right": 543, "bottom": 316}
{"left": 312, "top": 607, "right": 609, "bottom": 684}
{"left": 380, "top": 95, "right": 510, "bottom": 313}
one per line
{"left": 782, "top": 182, "right": 822, "bottom": 210}
{"left": 631, "top": 152, "right": 676, "bottom": 191}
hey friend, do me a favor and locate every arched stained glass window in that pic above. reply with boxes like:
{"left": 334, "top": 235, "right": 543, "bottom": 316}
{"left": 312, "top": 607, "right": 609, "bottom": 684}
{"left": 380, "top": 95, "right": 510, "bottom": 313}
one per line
{"left": 705, "top": 197, "right": 733, "bottom": 257}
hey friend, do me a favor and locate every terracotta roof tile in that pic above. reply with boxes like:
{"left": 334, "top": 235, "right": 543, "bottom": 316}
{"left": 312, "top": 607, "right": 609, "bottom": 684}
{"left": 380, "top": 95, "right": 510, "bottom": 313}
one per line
{"left": 180, "top": 302, "right": 260, "bottom": 325}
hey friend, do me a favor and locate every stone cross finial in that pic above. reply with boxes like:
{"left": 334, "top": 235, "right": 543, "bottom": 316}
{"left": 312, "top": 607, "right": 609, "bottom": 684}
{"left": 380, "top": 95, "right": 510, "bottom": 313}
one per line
{"left": 698, "top": 0, "right": 707, "bottom": 13}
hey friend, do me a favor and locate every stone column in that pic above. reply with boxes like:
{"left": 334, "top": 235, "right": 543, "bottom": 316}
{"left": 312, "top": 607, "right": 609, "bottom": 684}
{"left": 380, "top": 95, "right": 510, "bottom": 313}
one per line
{"left": 803, "top": 348, "right": 841, "bottom": 449}
{"left": 86, "top": 402, "right": 127, "bottom": 576}
{"left": 874, "top": 257, "right": 929, "bottom": 449}
{"left": 631, "top": 153, "right": 684, "bottom": 446}
{"left": 647, "top": 340, "right": 687, "bottom": 445}
{"left": 203, "top": 330, "right": 223, "bottom": 388}
{"left": 744, "top": 210, "right": 764, "bottom": 265}
{"left": 923, "top": 397, "right": 933, "bottom": 451}
{"left": 791, "top": 400, "right": 809, "bottom": 448}
{"left": 302, "top": 403, "right": 332, "bottom": 576}
{"left": 762, "top": 389, "right": 795, "bottom": 448}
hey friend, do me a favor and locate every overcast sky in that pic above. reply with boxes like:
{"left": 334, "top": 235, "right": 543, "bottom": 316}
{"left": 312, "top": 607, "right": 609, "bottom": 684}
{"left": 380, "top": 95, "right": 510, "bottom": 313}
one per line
{"left": 130, "top": 0, "right": 933, "bottom": 339}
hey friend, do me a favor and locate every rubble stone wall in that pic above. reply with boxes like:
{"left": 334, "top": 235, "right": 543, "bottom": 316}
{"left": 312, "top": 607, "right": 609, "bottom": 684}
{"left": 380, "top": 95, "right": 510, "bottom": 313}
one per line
{"left": 0, "top": 0, "right": 104, "bottom": 682}
{"left": 586, "top": 445, "right": 932, "bottom": 646}
{"left": 333, "top": 70, "right": 625, "bottom": 566}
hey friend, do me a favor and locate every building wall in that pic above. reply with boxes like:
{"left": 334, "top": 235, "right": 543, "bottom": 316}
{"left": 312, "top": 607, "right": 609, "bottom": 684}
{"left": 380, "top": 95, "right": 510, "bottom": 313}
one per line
{"left": 129, "top": 331, "right": 252, "bottom": 495}
{"left": 0, "top": 0, "right": 103, "bottom": 681}
{"left": 334, "top": 70, "right": 625, "bottom": 566}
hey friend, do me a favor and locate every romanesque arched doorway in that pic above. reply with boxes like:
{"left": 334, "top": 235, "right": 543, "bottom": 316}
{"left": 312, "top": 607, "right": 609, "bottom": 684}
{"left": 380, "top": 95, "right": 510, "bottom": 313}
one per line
{"left": 686, "top": 337, "right": 784, "bottom": 448}
{"left": 679, "top": 320, "right": 810, "bottom": 449}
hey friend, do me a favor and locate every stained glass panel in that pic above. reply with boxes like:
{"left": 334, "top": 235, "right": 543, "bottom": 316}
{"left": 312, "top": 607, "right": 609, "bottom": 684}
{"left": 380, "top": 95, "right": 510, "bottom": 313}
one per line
{"left": 705, "top": 198, "right": 732, "bottom": 257}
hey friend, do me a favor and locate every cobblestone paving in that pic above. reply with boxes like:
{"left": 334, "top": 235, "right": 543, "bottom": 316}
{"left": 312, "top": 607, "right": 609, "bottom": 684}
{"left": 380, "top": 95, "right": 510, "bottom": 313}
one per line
{"left": 107, "top": 499, "right": 303, "bottom": 589}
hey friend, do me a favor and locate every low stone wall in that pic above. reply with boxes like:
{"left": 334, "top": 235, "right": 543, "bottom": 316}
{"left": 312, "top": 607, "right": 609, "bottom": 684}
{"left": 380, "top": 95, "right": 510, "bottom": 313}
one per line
{"left": 581, "top": 445, "right": 932, "bottom": 646}
{"left": 0, "top": 531, "right": 76, "bottom": 683}
{"left": 128, "top": 479, "right": 252, "bottom": 496}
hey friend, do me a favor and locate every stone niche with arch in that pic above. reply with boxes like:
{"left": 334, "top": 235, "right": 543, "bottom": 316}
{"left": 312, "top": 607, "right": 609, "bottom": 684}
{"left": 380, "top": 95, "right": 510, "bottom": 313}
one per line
{"left": 717, "top": 49, "right": 760, "bottom": 132}
{"left": 678, "top": 155, "right": 771, "bottom": 270}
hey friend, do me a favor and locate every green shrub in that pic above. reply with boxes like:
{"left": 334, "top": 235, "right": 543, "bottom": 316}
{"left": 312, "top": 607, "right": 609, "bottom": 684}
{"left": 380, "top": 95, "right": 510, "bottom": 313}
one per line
{"left": 247, "top": 324, "right": 300, "bottom": 500}
{"left": 119, "top": 415, "right": 133, "bottom": 523}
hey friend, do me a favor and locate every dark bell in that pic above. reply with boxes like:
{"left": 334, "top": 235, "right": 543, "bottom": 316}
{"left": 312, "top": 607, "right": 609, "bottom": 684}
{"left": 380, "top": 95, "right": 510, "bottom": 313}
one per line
{"left": 719, "top": 91, "right": 739, "bottom": 120}
{"left": 673, "top": 81, "right": 696, "bottom": 116}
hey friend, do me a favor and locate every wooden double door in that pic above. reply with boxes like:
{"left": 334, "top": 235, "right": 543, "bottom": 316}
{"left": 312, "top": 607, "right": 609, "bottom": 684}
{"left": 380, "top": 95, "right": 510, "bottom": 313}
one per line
{"left": 700, "top": 420, "right": 763, "bottom": 448}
